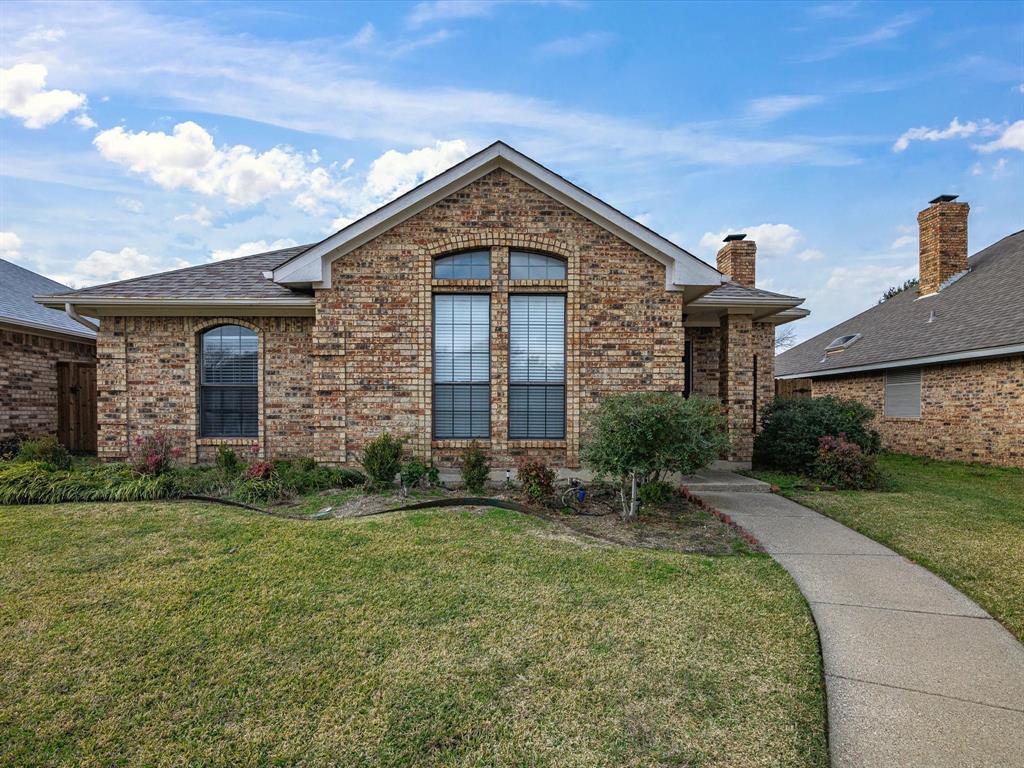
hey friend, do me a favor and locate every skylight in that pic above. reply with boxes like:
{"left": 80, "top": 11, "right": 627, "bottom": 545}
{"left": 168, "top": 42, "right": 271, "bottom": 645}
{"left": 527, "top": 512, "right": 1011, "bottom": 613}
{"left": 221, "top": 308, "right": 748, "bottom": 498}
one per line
{"left": 825, "top": 333, "right": 862, "bottom": 352}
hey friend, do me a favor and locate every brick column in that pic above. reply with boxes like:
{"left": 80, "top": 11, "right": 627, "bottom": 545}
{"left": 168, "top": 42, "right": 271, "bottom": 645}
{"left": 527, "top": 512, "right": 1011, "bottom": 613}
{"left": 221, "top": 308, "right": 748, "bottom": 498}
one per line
{"left": 719, "top": 313, "right": 754, "bottom": 462}
{"left": 96, "top": 317, "right": 129, "bottom": 461}
{"left": 312, "top": 307, "right": 347, "bottom": 465}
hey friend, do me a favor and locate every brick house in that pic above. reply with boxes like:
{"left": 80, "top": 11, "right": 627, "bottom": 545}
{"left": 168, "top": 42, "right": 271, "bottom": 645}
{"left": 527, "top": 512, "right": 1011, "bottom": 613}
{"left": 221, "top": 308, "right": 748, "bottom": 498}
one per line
{"left": 776, "top": 196, "right": 1023, "bottom": 468}
{"left": 1, "top": 259, "right": 97, "bottom": 451}
{"left": 37, "top": 142, "right": 806, "bottom": 468}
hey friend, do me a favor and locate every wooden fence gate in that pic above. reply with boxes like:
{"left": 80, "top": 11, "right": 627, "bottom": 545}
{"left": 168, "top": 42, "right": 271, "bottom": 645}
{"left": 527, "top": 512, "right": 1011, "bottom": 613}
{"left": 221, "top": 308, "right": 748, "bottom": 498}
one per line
{"left": 57, "top": 361, "right": 97, "bottom": 453}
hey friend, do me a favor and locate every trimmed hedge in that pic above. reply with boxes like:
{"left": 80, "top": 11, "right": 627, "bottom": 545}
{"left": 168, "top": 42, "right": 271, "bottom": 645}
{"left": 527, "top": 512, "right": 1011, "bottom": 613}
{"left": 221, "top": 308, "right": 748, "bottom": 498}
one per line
{"left": 753, "top": 396, "right": 880, "bottom": 473}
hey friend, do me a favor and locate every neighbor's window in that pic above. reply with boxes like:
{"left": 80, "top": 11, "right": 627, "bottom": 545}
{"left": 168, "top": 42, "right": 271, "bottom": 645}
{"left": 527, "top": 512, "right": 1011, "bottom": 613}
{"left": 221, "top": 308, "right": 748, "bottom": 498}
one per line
{"left": 200, "top": 325, "right": 258, "bottom": 437}
{"left": 433, "top": 294, "right": 490, "bottom": 438}
{"left": 433, "top": 250, "right": 491, "bottom": 280}
{"left": 885, "top": 368, "right": 921, "bottom": 418}
{"left": 509, "top": 251, "right": 567, "bottom": 280}
{"left": 509, "top": 294, "right": 566, "bottom": 439}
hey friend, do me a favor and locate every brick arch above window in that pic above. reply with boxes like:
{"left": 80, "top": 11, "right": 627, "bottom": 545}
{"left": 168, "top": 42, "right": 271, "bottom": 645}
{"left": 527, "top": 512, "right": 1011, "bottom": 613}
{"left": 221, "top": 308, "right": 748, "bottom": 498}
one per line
{"left": 421, "top": 233, "right": 576, "bottom": 261}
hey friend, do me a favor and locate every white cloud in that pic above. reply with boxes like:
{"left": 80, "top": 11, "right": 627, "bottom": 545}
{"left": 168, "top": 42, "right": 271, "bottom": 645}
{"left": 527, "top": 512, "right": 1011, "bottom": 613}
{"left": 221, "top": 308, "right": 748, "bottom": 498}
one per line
{"left": 17, "top": 26, "right": 66, "bottom": 45}
{"left": 747, "top": 95, "right": 824, "bottom": 121}
{"left": 801, "top": 11, "right": 923, "bottom": 62}
{"left": 73, "top": 113, "right": 97, "bottom": 130}
{"left": 700, "top": 223, "right": 804, "bottom": 258}
{"left": 893, "top": 117, "right": 979, "bottom": 152}
{"left": 116, "top": 197, "right": 144, "bottom": 214}
{"left": 974, "top": 120, "right": 1024, "bottom": 154}
{"left": 174, "top": 205, "right": 214, "bottom": 226}
{"left": 94, "top": 120, "right": 348, "bottom": 207}
{"left": 0, "top": 63, "right": 87, "bottom": 129}
{"left": 536, "top": 31, "right": 615, "bottom": 58}
{"left": 1, "top": 231, "right": 23, "bottom": 260}
{"left": 51, "top": 247, "right": 190, "bottom": 288}
{"left": 365, "top": 139, "right": 471, "bottom": 200}
{"left": 970, "top": 162, "right": 984, "bottom": 176}
{"left": 407, "top": 0, "right": 495, "bottom": 27}
{"left": 890, "top": 234, "right": 916, "bottom": 249}
{"left": 210, "top": 238, "right": 298, "bottom": 262}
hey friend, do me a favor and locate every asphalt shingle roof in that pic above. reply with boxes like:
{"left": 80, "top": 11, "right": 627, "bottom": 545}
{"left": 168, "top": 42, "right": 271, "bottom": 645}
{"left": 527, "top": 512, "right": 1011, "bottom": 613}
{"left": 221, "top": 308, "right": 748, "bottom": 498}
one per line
{"left": 0, "top": 259, "right": 95, "bottom": 338}
{"left": 38, "top": 245, "right": 314, "bottom": 301}
{"left": 699, "top": 282, "right": 803, "bottom": 302}
{"left": 776, "top": 229, "right": 1024, "bottom": 377}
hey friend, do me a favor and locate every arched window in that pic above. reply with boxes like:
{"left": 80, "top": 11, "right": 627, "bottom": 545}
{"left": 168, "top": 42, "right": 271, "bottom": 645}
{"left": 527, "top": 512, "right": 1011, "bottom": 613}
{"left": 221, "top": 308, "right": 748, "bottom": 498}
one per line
{"left": 509, "top": 251, "right": 566, "bottom": 280}
{"left": 199, "top": 325, "right": 258, "bottom": 437}
{"left": 433, "top": 250, "right": 491, "bottom": 279}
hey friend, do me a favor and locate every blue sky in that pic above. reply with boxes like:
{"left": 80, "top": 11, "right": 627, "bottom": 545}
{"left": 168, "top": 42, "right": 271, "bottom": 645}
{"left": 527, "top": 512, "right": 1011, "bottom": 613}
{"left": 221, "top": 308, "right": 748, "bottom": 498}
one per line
{"left": 1, "top": 0, "right": 1021, "bottom": 341}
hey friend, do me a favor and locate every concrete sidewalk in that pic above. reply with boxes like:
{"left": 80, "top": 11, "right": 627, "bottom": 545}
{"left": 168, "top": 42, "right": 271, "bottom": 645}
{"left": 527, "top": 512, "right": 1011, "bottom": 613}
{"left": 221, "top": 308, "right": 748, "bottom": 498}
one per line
{"left": 692, "top": 480, "right": 1024, "bottom": 768}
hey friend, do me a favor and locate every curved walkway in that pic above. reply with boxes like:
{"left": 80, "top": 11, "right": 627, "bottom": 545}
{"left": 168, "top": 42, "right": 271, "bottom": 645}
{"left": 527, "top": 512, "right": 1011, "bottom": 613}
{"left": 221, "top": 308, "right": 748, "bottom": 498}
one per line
{"left": 689, "top": 473, "right": 1024, "bottom": 767}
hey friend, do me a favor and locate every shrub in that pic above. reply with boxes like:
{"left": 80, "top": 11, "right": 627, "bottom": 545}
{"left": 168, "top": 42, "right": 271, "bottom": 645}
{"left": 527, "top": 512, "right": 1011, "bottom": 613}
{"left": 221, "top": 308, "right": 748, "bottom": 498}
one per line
{"left": 215, "top": 445, "right": 243, "bottom": 475}
{"left": 0, "top": 461, "right": 172, "bottom": 505}
{"left": 516, "top": 458, "right": 555, "bottom": 502}
{"left": 246, "top": 460, "right": 273, "bottom": 480}
{"left": 400, "top": 458, "right": 440, "bottom": 494}
{"left": 231, "top": 475, "right": 284, "bottom": 506}
{"left": 134, "top": 432, "right": 183, "bottom": 475}
{"left": 360, "top": 432, "right": 404, "bottom": 490}
{"left": 814, "top": 434, "right": 880, "bottom": 490}
{"left": 753, "top": 396, "right": 881, "bottom": 473}
{"left": 273, "top": 459, "right": 364, "bottom": 495}
{"left": 0, "top": 433, "right": 26, "bottom": 461}
{"left": 460, "top": 441, "right": 490, "bottom": 494}
{"left": 16, "top": 436, "right": 71, "bottom": 470}
{"left": 638, "top": 479, "right": 674, "bottom": 508}
{"left": 582, "top": 392, "right": 728, "bottom": 520}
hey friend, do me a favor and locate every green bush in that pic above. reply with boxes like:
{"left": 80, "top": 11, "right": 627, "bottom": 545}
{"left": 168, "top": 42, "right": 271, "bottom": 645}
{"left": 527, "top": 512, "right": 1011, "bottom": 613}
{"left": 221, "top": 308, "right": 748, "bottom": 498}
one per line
{"left": 0, "top": 433, "right": 26, "bottom": 461}
{"left": 360, "top": 432, "right": 404, "bottom": 490}
{"left": 460, "top": 441, "right": 490, "bottom": 494}
{"left": 16, "top": 437, "right": 71, "bottom": 470}
{"left": 753, "top": 396, "right": 881, "bottom": 473}
{"left": 274, "top": 458, "right": 364, "bottom": 495}
{"left": 231, "top": 475, "right": 284, "bottom": 506}
{"left": 215, "top": 445, "right": 244, "bottom": 475}
{"left": 638, "top": 479, "right": 674, "bottom": 507}
{"left": 516, "top": 458, "right": 554, "bottom": 502}
{"left": 814, "top": 434, "right": 880, "bottom": 490}
{"left": 582, "top": 393, "right": 728, "bottom": 520}
{"left": 399, "top": 457, "right": 439, "bottom": 493}
{"left": 0, "top": 461, "right": 172, "bottom": 505}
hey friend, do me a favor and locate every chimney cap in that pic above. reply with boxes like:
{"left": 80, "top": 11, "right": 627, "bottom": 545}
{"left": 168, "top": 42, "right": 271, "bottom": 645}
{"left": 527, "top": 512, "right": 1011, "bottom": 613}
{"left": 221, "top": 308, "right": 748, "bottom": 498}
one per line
{"left": 929, "top": 194, "right": 959, "bottom": 204}
{"left": 723, "top": 233, "right": 747, "bottom": 242}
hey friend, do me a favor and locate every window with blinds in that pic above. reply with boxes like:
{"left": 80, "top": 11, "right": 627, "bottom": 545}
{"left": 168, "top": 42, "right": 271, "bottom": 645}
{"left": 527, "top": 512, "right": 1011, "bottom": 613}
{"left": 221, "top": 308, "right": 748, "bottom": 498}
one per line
{"left": 200, "top": 325, "right": 258, "bottom": 437}
{"left": 885, "top": 368, "right": 922, "bottom": 418}
{"left": 433, "top": 294, "right": 490, "bottom": 438}
{"left": 433, "top": 250, "right": 491, "bottom": 279}
{"left": 509, "top": 251, "right": 567, "bottom": 280}
{"left": 509, "top": 294, "right": 565, "bottom": 439}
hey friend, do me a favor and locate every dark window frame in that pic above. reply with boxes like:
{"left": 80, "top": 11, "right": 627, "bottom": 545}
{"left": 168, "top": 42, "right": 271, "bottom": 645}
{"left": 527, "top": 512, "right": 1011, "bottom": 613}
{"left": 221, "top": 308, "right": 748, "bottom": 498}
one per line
{"left": 509, "top": 250, "right": 568, "bottom": 281}
{"left": 198, "top": 324, "right": 259, "bottom": 438}
{"left": 507, "top": 293, "right": 567, "bottom": 440}
{"left": 432, "top": 293, "right": 491, "bottom": 439}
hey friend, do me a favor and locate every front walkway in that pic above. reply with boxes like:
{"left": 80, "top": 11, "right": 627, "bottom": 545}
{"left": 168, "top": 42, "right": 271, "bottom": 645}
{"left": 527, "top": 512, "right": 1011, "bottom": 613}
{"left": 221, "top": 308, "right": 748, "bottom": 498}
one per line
{"left": 686, "top": 472, "right": 1024, "bottom": 768}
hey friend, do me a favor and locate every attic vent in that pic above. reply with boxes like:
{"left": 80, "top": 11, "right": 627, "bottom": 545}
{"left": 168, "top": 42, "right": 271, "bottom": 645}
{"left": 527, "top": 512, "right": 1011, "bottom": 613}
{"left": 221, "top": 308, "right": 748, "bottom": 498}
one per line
{"left": 824, "top": 333, "right": 862, "bottom": 353}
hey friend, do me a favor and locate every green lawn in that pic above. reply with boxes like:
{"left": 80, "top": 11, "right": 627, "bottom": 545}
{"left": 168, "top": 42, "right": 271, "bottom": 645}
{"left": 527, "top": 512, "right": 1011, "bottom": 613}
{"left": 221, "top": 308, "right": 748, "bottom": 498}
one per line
{"left": 0, "top": 501, "right": 827, "bottom": 767}
{"left": 753, "top": 453, "right": 1024, "bottom": 640}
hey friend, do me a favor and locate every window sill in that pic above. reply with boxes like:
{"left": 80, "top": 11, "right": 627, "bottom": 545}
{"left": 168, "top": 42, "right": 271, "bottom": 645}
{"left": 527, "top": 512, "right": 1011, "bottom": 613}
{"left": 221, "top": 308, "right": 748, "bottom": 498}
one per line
{"left": 431, "top": 279, "right": 493, "bottom": 289}
{"left": 508, "top": 280, "right": 568, "bottom": 288}
{"left": 432, "top": 439, "right": 492, "bottom": 448}
{"left": 196, "top": 437, "right": 260, "bottom": 446}
{"left": 507, "top": 439, "right": 567, "bottom": 448}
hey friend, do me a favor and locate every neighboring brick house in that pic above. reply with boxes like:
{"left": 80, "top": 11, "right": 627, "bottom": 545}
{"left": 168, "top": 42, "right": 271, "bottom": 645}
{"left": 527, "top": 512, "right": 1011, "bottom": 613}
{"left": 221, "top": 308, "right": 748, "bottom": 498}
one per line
{"left": 1, "top": 259, "right": 97, "bottom": 451}
{"left": 37, "top": 142, "right": 806, "bottom": 468}
{"left": 776, "top": 196, "right": 1023, "bottom": 468}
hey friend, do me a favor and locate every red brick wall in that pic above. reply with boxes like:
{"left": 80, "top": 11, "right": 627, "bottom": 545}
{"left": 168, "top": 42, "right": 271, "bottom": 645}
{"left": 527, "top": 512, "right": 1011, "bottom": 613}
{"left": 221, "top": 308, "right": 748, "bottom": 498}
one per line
{"left": 811, "top": 355, "right": 1024, "bottom": 467}
{"left": 0, "top": 326, "right": 95, "bottom": 442}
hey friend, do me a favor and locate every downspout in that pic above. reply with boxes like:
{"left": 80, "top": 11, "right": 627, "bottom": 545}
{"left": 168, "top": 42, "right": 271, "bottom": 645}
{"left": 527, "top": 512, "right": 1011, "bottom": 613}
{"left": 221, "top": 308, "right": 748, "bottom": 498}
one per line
{"left": 64, "top": 303, "right": 99, "bottom": 333}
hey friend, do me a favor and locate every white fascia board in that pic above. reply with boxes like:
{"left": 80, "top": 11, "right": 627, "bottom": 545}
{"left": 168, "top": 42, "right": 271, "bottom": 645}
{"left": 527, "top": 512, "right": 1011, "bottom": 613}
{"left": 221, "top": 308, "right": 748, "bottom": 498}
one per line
{"left": 273, "top": 141, "right": 724, "bottom": 292}
{"left": 776, "top": 343, "right": 1024, "bottom": 379}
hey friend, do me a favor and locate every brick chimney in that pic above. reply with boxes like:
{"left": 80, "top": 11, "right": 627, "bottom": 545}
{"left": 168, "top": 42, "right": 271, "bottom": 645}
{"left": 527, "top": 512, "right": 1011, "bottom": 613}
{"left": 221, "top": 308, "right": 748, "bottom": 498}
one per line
{"left": 918, "top": 194, "right": 969, "bottom": 296}
{"left": 716, "top": 234, "right": 756, "bottom": 288}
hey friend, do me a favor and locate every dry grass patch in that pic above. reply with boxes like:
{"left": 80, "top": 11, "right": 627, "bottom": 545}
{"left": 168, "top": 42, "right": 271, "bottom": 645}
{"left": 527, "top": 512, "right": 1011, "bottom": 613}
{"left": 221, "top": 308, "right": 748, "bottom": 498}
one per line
{"left": 1, "top": 501, "right": 826, "bottom": 767}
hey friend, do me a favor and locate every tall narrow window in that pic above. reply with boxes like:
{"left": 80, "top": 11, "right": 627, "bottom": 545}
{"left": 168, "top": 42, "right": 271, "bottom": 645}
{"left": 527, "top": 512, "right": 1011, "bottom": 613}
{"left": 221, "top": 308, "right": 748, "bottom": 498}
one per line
{"left": 200, "top": 325, "right": 258, "bottom": 437}
{"left": 509, "top": 295, "right": 565, "bottom": 439}
{"left": 510, "top": 251, "right": 566, "bottom": 280}
{"left": 433, "top": 294, "right": 490, "bottom": 438}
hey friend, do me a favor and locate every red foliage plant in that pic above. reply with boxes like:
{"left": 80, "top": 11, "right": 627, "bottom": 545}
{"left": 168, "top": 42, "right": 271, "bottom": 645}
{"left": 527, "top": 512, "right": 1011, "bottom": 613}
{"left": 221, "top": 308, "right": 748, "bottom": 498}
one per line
{"left": 246, "top": 461, "right": 273, "bottom": 480}
{"left": 134, "top": 432, "right": 183, "bottom": 475}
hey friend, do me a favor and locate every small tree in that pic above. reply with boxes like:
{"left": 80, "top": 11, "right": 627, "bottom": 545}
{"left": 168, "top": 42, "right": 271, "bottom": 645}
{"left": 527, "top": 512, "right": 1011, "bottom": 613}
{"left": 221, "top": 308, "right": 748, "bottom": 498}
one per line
{"left": 360, "top": 432, "right": 404, "bottom": 491}
{"left": 582, "top": 392, "right": 728, "bottom": 521}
